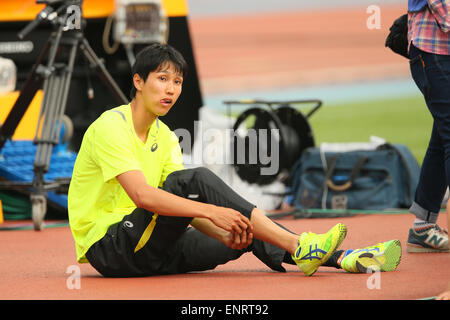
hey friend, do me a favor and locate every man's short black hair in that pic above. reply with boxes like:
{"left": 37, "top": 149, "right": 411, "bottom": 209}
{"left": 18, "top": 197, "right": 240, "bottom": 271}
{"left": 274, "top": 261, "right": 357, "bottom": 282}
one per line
{"left": 130, "top": 43, "right": 188, "bottom": 99}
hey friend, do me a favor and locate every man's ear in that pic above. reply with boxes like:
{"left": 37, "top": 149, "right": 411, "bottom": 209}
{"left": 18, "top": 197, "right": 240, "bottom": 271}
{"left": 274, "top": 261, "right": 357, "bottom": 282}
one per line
{"left": 133, "top": 74, "right": 144, "bottom": 92}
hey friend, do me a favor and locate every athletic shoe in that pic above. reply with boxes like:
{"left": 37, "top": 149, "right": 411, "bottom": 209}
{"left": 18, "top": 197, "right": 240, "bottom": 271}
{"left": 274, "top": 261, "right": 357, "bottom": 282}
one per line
{"left": 339, "top": 239, "right": 402, "bottom": 273}
{"left": 407, "top": 225, "right": 449, "bottom": 253}
{"left": 292, "top": 223, "right": 347, "bottom": 276}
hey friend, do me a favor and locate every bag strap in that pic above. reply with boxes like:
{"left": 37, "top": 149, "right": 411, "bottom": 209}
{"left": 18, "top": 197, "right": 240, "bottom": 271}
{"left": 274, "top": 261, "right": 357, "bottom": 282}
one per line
{"left": 324, "top": 155, "right": 368, "bottom": 192}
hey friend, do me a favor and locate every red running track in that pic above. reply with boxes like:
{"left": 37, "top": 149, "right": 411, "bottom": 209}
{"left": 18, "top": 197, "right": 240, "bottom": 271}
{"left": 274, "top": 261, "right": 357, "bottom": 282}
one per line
{"left": 0, "top": 213, "right": 448, "bottom": 300}
{"left": 1, "top": 4, "right": 448, "bottom": 302}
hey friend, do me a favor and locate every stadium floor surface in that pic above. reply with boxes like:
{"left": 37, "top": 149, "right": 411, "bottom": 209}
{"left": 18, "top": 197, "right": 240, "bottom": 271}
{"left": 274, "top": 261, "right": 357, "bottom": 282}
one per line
{"left": 0, "top": 213, "right": 448, "bottom": 300}
{"left": 1, "top": 3, "right": 449, "bottom": 303}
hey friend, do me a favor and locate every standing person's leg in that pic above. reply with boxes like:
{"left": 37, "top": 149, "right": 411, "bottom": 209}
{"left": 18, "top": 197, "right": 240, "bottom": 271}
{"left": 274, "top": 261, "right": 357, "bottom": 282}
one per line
{"left": 435, "top": 199, "right": 450, "bottom": 299}
{"left": 407, "top": 45, "right": 450, "bottom": 252}
{"left": 447, "top": 198, "right": 450, "bottom": 233}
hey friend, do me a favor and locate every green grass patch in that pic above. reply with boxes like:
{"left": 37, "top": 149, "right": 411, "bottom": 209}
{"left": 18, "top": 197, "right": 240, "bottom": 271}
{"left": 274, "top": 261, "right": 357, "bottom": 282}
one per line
{"left": 302, "top": 95, "right": 432, "bottom": 165}
{"left": 222, "top": 95, "right": 432, "bottom": 165}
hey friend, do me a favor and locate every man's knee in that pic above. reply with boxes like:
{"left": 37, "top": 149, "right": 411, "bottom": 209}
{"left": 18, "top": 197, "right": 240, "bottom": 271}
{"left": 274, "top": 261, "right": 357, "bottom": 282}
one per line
{"left": 162, "top": 167, "right": 215, "bottom": 196}
{"left": 166, "top": 167, "right": 213, "bottom": 182}
{"left": 192, "top": 167, "right": 216, "bottom": 182}
{"left": 174, "top": 167, "right": 217, "bottom": 186}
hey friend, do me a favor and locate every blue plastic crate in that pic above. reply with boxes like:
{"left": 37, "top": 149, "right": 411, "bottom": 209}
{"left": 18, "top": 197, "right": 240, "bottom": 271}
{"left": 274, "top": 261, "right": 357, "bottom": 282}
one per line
{"left": 0, "top": 140, "right": 77, "bottom": 208}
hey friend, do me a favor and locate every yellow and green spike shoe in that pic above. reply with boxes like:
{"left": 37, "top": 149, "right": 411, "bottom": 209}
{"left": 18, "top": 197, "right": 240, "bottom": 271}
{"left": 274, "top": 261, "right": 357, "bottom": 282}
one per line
{"left": 339, "top": 239, "right": 402, "bottom": 273}
{"left": 292, "top": 223, "right": 347, "bottom": 276}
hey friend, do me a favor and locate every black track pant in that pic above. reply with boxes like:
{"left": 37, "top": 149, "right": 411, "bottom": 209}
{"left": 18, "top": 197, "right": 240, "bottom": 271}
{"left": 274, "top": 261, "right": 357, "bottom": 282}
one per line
{"left": 86, "top": 167, "right": 289, "bottom": 277}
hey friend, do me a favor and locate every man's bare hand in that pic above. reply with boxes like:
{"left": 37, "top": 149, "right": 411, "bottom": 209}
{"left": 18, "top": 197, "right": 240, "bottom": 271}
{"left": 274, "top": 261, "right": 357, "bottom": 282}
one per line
{"left": 207, "top": 206, "right": 253, "bottom": 235}
{"left": 223, "top": 229, "right": 254, "bottom": 250}
{"left": 232, "top": 229, "right": 254, "bottom": 250}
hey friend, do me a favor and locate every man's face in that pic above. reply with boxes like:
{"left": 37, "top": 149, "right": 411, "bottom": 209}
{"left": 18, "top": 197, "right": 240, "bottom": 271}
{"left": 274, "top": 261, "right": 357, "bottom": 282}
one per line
{"left": 134, "top": 62, "right": 183, "bottom": 117}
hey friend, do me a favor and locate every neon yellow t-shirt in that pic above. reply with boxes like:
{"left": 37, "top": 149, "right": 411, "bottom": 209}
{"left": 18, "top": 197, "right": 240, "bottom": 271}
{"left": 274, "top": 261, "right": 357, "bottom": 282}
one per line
{"left": 68, "top": 104, "right": 184, "bottom": 263}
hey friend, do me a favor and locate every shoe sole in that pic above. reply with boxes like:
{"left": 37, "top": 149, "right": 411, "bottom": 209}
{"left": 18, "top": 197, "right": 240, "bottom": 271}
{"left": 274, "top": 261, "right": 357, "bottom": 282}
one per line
{"left": 355, "top": 239, "right": 402, "bottom": 273}
{"left": 303, "top": 223, "right": 347, "bottom": 276}
{"left": 407, "top": 243, "right": 450, "bottom": 253}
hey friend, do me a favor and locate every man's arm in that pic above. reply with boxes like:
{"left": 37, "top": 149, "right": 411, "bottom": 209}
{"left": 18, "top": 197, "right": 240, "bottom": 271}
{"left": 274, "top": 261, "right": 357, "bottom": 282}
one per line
{"left": 117, "top": 170, "right": 253, "bottom": 234}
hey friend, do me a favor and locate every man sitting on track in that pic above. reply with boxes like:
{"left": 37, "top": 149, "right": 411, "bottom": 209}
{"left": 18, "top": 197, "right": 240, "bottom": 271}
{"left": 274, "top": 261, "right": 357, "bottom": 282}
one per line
{"left": 67, "top": 43, "right": 402, "bottom": 277}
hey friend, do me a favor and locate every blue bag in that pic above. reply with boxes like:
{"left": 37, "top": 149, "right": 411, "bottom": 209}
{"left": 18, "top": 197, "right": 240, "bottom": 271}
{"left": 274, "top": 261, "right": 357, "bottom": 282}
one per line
{"left": 289, "top": 143, "right": 420, "bottom": 210}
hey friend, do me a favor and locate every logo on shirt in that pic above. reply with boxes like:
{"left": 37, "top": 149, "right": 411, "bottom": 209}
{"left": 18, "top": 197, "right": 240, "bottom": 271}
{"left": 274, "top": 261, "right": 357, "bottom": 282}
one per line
{"left": 151, "top": 142, "right": 158, "bottom": 152}
{"left": 124, "top": 221, "right": 134, "bottom": 228}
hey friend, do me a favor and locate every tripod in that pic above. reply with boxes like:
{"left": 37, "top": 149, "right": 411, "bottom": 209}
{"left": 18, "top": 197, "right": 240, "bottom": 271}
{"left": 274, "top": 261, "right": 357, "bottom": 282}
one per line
{"left": 0, "top": 0, "right": 128, "bottom": 230}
